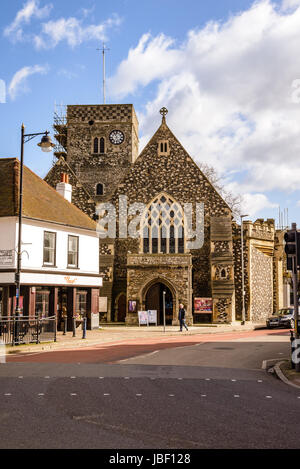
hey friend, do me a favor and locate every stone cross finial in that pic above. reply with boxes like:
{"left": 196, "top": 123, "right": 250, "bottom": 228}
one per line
{"left": 160, "top": 107, "right": 168, "bottom": 123}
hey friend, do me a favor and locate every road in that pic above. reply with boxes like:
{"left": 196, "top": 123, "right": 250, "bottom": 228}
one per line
{"left": 0, "top": 328, "right": 299, "bottom": 449}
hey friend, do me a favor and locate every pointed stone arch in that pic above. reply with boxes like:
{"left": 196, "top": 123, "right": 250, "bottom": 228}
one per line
{"left": 138, "top": 274, "right": 179, "bottom": 325}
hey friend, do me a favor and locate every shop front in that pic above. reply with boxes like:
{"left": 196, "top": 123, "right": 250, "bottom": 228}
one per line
{"left": 0, "top": 271, "right": 102, "bottom": 330}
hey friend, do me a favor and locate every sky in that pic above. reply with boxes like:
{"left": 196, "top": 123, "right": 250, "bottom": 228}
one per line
{"left": 1, "top": 0, "right": 300, "bottom": 226}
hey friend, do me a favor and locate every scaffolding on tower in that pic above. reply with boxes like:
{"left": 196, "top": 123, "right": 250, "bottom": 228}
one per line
{"left": 53, "top": 103, "right": 67, "bottom": 163}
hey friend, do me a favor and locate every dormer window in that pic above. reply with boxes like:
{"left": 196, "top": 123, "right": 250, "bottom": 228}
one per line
{"left": 158, "top": 140, "right": 170, "bottom": 156}
{"left": 93, "top": 137, "right": 105, "bottom": 154}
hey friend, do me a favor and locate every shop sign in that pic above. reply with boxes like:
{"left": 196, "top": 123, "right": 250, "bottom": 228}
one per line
{"left": 64, "top": 276, "right": 77, "bottom": 285}
{"left": 0, "top": 250, "right": 13, "bottom": 266}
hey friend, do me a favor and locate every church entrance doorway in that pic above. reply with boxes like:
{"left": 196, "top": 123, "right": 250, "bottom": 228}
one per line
{"left": 145, "top": 283, "right": 173, "bottom": 325}
{"left": 117, "top": 294, "right": 126, "bottom": 322}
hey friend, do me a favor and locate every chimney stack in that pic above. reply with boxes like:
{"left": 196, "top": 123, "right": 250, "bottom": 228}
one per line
{"left": 56, "top": 173, "right": 72, "bottom": 203}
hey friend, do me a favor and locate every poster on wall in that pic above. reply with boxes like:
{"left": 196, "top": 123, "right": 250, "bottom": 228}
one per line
{"left": 99, "top": 297, "right": 108, "bottom": 312}
{"left": 0, "top": 250, "right": 13, "bottom": 266}
{"left": 128, "top": 300, "right": 138, "bottom": 313}
{"left": 138, "top": 311, "right": 148, "bottom": 326}
{"left": 194, "top": 298, "right": 213, "bottom": 314}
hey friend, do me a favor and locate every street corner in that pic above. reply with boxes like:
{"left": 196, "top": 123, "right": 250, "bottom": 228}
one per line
{"left": 273, "top": 360, "right": 300, "bottom": 389}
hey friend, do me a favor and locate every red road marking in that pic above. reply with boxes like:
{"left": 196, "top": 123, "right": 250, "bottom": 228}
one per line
{"left": 6, "top": 328, "right": 290, "bottom": 364}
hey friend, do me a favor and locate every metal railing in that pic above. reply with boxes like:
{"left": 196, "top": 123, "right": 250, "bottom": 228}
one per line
{"left": 0, "top": 316, "right": 57, "bottom": 346}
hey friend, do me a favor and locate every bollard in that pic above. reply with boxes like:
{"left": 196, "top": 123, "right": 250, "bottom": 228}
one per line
{"left": 82, "top": 317, "right": 87, "bottom": 339}
{"left": 290, "top": 330, "right": 296, "bottom": 369}
{"left": 72, "top": 318, "right": 76, "bottom": 337}
{"left": 54, "top": 317, "right": 57, "bottom": 342}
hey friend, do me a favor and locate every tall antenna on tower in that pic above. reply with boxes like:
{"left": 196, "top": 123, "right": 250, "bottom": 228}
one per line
{"left": 97, "top": 42, "right": 110, "bottom": 104}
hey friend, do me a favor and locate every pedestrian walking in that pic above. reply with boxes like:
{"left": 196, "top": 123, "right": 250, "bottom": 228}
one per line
{"left": 178, "top": 303, "right": 188, "bottom": 331}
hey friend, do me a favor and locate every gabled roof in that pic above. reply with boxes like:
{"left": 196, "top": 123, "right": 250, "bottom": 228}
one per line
{"left": 0, "top": 158, "right": 97, "bottom": 231}
{"left": 112, "top": 117, "right": 232, "bottom": 214}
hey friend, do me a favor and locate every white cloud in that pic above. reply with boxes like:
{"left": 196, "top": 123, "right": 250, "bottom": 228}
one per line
{"left": 241, "top": 193, "right": 278, "bottom": 218}
{"left": 8, "top": 65, "right": 49, "bottom": 100}
{"left": 281, "top": 0, "right": 300, "bottom": 11}
{"left": 4, "top": 0, "right": 52, "bottom": 42}
{"left": 108, "top": 0, "right": 300, "bottom": 214}
{"left": 34, "top": 13, "right": 122, "bottom": 49}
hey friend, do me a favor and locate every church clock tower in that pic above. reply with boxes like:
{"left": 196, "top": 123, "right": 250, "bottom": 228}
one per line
{"left": 53, "top": 104, "right": 139, "bottom": 202}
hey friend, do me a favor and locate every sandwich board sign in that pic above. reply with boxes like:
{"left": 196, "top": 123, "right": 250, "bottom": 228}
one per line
{"left": 148, "top": 310, "right": 157, "bottom": 325}
{"left": 138, "top": 311, "right": 148, "bottom": 326}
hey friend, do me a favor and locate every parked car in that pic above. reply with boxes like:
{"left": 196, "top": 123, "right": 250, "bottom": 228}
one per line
{"left": 266, "top": 308, "right": 294, "bottom": 329}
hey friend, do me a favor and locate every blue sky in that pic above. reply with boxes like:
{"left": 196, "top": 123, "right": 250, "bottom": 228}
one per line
{"left": 1, "top": 0, "right": 300, "bottom": 226}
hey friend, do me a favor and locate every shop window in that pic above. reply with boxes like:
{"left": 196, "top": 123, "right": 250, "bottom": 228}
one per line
{"left": 68, "top": 235, "right": 79, "bottom": 268}
{"left": 0, "top": 287, "right": 3, "bottom": 317}
{"left": 75, "top": 290, "right": 87, "bottom": 320}
{"left": 35, "top": 289, "right": 50, "bottom": 318}
{"left": 43, "top": 231, "right": 56, "bottom": 266}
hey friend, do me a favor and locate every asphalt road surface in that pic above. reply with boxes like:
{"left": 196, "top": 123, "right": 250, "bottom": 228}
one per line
{"left": 0, "top": 329, "right": 299, "bottom": 449}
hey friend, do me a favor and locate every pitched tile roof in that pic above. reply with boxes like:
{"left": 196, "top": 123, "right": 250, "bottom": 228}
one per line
{"left": 0, "top": 158, "right": 97, "bottom": 231}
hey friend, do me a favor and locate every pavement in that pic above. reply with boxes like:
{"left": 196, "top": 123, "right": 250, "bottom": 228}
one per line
{"left": 4, "top": 321, "right": 265, "bottom": 356}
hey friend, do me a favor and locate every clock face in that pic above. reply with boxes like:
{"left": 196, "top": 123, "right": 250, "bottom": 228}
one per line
{"left": 109, "top": 130, "right": 125, "bottom": 145}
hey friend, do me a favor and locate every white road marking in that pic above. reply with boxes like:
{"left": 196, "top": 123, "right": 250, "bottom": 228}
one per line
{"left": 44, "top": 376, "right": 50, "bottom": 379}
{"left": 38, "top": 393, "right": 45, "bottom": 396}
{"left": 99, "top": 377, "right": 105, "bottom": 379}
{"left": 70, "top": 376, "right": 76, "bottom": 379}
{"left": 118, "top": 350, "right": 159, "bottom": 363}
{"left": 234, "top": 395, "right": 240, "bottom": 398}
{"left": 266, "top": 396, "right": 272, "bottom": 399}
{"left": 257, "top": 380, "right": 263, "bottom": 383}
{"left": 201, "top": 394, "right": 207, "bottom": 397}
{"left": 205, "top": 378, "right": 211, "bottom": 381}
{"left": 18, "top": 376, "right": 23, "bottom": 379}
{"left": 70, "top": 393, "right": 77, "bottom": 396}
{"left": 103, "top": 393, "right": 110, "bottom": 396}
{"left": 124, "top": 377, "right": 130, "bottom": 380}
{"left": 169, "top": 394, "right": 175, "bottom": 397}
{"left": 4, "top": 393, "right": 11, "bottom": 396}
{"left": 231, "top": 379, "right": 237, "bottom": 382}
{"left": 136, "top": 394, "right": 142, "bottom": 397}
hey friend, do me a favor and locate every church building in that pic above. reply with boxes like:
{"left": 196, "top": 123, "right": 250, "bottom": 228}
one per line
{"left": 45, "top": 103, "right": 286, "bottom": 326}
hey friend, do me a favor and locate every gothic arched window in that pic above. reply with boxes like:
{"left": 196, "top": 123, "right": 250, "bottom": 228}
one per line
{"left": 141, "top": 193, "right": 185, "bottom": 254}
{"left": 96, "top": 183, "right": 104, "bottom": 196}
{"left": 93, "top": 137, "right": 99, "bottom": 154}
{"left": 99, "top": 137, "right": 105, "bottom": 154}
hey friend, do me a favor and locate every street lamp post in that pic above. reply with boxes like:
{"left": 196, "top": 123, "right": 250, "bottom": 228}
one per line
{"left": 13, "top": 124, "right": 54, "bottom": 345}
{"left": 241, "top": 214, "right": 249, "bottom": 326}
{"left": 163, "top": 291, "right": 166, "bottom": 333}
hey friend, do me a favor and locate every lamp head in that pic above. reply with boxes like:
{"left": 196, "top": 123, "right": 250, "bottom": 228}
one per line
{"left": 37, "top": 132, "right": 55, "bottom": 153}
